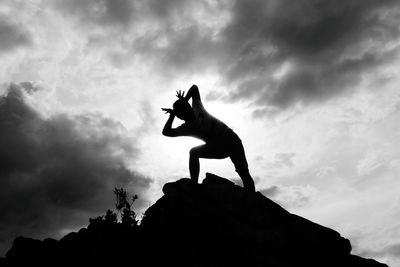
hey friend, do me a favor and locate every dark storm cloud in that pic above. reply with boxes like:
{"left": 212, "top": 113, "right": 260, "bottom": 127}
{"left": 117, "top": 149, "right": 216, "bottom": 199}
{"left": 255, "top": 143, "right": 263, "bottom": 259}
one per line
{"left": 0, "top": 17, "right": 31, "bottom": 52}
{"left": 219, "top": 0, "right": 400, "bottom": 111}
{"left": 0, "top": 83, "right": 151, "bottom": 255}
{"left": 135, "top": 0, "right": 400, "bottom": 112}
{"left": 147, "top": 0, "right": 400, "bottom": 111}
{"left": 53, "top": 0, "right": 400, "bottom": 112}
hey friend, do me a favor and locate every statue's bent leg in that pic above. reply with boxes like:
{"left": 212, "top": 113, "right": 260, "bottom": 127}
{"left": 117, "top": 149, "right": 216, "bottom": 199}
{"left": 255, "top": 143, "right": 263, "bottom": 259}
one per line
{"left": 189, "top": 144, "right": 228, "bottom": 184}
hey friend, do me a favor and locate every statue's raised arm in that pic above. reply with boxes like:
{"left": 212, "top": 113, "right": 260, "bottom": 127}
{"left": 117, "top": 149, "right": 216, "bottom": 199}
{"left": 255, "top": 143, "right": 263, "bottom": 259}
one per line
{"left": 184, "top": 85, "right": 200, "bottom": 102}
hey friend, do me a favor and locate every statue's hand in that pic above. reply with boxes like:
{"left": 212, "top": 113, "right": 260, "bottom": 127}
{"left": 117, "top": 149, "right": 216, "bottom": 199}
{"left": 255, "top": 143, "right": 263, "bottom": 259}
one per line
{"left": 176, "top": 90, "right": 185, "bottom": 100}
{"left": 161, "top": 108, "right": 175, "bottom": 116}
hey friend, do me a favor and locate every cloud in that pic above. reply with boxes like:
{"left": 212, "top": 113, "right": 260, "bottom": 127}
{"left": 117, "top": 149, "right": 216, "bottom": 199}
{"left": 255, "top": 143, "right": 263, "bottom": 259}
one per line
{"left": 260, "top": 185, "right": 279, "bottom": 197}
{"left": 132, "top": 0, "right": 232, "bottom": 75}
{"left": 133, "top": 24, "right": 224, "bottom": 75}
{"left": 110, "top": 0, "right": 400, "bottom": 114}
{"left": 75, "top": 0, "right": 400, "bottom": 114}
{"left": 378, "top": 243, "right": 400, "bottom": 258}
{"left": 51, "top": 0, "right": 229, "bottom": 70}
{"left": 53, "top": 0, "right": 206, "bottom": 34}
{"left": 49, "top": 0, "right": 400, "bottom": 111}
{"left": 54, "top": 0, "right": 135, "bottom": 28}
{"left": 260, "top": 183, "right": 316, "bottom": 209}
{"left": 273, "top": 153, "right": 296, "bottom": 168}
{"left": 0, "top": 16, "right": 31, "bottom": 53}
{"left": 0, "top": 83, "right": 151, "bottom": 255}
{"left": 357, "top": 150, "right": 383, "bottom": 176}
{"left": 218, "top": 0, "right": 400, "bottom": 111}
{"left": 357, "top": 242, "right": 400, "bottom": 262}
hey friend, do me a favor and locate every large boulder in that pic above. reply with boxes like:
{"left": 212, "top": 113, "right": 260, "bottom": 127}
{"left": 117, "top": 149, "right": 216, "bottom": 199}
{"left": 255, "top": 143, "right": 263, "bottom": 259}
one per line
{"left": 141, "top": 173, "right": 387, "bottom": 267}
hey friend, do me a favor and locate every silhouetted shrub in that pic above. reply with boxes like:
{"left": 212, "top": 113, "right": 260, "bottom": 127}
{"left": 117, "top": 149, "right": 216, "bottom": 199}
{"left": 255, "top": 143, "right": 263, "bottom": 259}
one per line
{"left": 114, "top": 187, "right": 138, "bottom": 227}
{"left": 105, "top": 209, "right": 117, "bottom": 224}
{"left": 88, "top": 188, "right": 138, "bottom": 230}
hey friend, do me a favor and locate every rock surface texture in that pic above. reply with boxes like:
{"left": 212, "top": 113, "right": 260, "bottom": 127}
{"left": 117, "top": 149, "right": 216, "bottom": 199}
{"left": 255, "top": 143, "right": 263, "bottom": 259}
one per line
{"left": 5, "top": 173, "right": 388, "bottom": 266}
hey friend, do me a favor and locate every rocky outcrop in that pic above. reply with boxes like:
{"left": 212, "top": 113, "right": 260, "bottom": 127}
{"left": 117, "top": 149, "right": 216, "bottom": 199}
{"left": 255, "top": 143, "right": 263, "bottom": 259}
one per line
{"left": 141, "top": 173, "right": 386, "bottom": 266}
{"left": 5, "top": 173, "right": 388, "bottom": 266}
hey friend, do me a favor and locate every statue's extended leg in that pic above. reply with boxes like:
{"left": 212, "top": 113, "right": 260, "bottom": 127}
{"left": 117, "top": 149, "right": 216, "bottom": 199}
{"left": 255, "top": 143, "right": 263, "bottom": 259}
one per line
{"left": 229, "top": 136, "right": 256, "bottom": 192}
{"left": 237, "top": 169, "right": 255, "bottom": 192}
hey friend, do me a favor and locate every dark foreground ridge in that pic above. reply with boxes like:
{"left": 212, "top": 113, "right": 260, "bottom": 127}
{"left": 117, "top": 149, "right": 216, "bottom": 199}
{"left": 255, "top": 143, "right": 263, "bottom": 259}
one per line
{"left": 4, "top": 173, "right": 388, "bottom": 267}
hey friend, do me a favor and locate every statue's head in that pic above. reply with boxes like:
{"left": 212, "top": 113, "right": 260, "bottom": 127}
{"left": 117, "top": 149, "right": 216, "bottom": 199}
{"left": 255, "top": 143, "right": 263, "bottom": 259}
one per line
{"left": 173, "top": 99, "right": 193, "bottom": 121}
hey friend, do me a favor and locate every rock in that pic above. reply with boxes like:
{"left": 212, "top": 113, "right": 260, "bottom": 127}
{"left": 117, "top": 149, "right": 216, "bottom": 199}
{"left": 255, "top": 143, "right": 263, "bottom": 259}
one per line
{"left": 5, "top": 173, "right": 388, "bottom": 267}
{"left": 347, "top": 255, "right": 389, "bottom": 267}
{"left": 141, "top": 174, "right": 386, "bottom": 267}
{"left": 6, "top": 236, "right": 44, "bottom": 262}
{"left": 0, "top": 257, "right": 7, "bottom": 266}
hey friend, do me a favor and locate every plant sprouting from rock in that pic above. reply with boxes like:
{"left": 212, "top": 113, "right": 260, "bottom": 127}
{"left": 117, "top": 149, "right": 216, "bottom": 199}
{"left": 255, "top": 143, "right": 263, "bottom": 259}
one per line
{"left": 89, "top": 188, "right": 138, "bottom": 229}
{"left": 114, "top": 187, "right": 138, "bottom": 227}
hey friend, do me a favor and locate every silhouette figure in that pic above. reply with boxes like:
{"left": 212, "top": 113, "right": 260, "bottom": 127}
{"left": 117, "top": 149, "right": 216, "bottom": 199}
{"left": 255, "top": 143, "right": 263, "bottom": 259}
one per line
{"left": 162, "top": 85, "right": 255, "bottom": 192}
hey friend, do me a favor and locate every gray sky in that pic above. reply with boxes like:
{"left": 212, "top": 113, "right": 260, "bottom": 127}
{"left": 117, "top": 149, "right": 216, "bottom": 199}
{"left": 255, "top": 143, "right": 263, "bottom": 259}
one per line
{"left": 1, "top": 1, "right": 400, "bottom": 265}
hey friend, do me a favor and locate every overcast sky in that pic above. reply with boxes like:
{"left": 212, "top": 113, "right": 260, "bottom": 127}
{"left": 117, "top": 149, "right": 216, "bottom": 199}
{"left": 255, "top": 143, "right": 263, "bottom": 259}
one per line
{"left": 1, "top": 0, "right": 400, "bottom": 265}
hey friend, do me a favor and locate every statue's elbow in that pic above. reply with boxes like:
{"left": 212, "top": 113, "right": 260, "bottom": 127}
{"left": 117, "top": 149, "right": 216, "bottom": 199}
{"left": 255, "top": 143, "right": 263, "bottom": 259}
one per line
{"left": 162, "top": 129, "right": 170, "bottom": 137}
{"left": 163, "top": 129, "right": 177, "bottom": 137}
